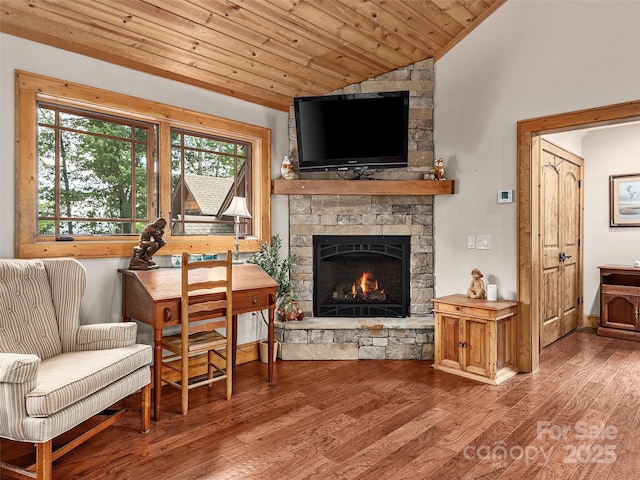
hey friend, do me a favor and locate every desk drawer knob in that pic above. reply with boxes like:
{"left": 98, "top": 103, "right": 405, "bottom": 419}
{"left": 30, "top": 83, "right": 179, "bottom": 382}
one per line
{"left": 252, "top": 298, "right": 257, "bottom": 304}
{"left": 164, "top": 307, "right": 172, "bottom": 323}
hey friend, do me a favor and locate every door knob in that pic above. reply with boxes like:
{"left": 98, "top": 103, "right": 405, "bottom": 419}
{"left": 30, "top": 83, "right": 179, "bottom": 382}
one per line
{"left": 559, "top": 252, "right": 572, "bottom": 262}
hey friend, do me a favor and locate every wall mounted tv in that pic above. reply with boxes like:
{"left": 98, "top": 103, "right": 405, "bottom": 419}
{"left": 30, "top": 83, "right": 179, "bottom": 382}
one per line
{"left": 294, "top": 91, "right": 409, "bottom": 172}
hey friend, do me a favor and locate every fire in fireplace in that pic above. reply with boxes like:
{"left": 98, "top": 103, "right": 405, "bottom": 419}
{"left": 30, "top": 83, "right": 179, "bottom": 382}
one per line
{"left": 332, "top": 271, "right": 387, "bottom": 302}
{"left": 313, "top": 235, "right": 410, "bottom": 317}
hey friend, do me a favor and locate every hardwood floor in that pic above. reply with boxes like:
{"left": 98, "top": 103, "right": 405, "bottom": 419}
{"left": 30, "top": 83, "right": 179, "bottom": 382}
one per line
{"left": 2, "top": 329, "right": 639, "bottom": 479}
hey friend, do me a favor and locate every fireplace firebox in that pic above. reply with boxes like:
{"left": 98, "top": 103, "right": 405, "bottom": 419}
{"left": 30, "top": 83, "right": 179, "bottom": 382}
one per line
{"left": 313, "top": 235, "right": 410, "bottom": 317}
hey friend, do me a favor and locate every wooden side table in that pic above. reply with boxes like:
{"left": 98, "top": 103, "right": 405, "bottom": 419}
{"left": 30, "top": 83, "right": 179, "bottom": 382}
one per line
{"left": 433, "top": 294, "right": 518, "bottom": 385}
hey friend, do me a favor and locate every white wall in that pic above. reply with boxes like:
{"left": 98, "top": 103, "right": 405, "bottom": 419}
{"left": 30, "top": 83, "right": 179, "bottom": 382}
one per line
{"left": 434, "top": 0, "right": 640, "bottom": 304}
{"left": 0, "top": 34, "right": 290, "bottom": 344}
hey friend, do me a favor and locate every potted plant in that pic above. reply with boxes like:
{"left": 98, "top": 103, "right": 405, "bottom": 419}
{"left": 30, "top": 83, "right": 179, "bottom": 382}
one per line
{"left": 247, "top": 233, "right": 297, "bottom": 309}
{"left": 247, "top": 234, "right": 298, "bottom": 362}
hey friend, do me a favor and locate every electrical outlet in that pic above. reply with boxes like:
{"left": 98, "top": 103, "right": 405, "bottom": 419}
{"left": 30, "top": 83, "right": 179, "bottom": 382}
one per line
{"left": 467, "top": 235, "right": 476, "bottom": 249}
{"left": 476, "top": 235, "right": 491, "bottom": 250}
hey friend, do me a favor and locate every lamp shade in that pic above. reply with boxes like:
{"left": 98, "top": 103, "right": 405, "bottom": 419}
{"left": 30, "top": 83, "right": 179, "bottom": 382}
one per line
{"left": 222, "top": 196, "right": 252, "bottom": 218}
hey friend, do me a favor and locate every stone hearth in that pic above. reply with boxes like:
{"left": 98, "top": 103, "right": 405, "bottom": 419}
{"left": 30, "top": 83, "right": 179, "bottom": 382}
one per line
{"left": 275, "top": 317, "right": 434, "bottom": 361}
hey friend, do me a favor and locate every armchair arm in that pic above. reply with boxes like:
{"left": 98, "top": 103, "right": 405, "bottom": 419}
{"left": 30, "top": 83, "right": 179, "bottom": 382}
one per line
{"left": 0, "top": 354, "right": 39, "bottom": 440}
{"left": 0, "top": 353, "right": 40, "bottom": 383}
{"left": 74, "top": 322, "right": 138, "bottom": 351}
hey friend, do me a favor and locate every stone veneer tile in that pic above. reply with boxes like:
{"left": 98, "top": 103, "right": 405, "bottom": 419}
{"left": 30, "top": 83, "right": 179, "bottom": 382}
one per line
{"left": 386, "top": 345, "right": 422, "bottom": 359}
{"left": 359, "top": 346, "right": 386, "bottom": 359}
{"left": 281, "top": 343, "right": 359, "bottom": 360}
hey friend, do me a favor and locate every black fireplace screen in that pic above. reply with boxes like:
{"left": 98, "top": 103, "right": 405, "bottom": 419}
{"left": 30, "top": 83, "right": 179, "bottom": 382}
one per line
{"left": 313, "top": 235, "right": 410, "bottom": 317}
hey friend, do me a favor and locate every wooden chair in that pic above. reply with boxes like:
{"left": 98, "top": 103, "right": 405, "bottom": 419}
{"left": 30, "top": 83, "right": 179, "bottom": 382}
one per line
{"left": 160, "top": 251, "right": 233, "bottom": 415}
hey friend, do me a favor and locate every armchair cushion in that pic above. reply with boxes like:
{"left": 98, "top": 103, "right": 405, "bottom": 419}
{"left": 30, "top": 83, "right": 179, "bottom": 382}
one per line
{"left": 26, "top": 344, "right": 151, "bottom": 417}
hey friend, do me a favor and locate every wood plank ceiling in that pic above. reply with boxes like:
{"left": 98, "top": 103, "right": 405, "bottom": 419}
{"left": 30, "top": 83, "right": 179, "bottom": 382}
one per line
{"left": 1, "top": 0, "right": 504, "bottom": 111}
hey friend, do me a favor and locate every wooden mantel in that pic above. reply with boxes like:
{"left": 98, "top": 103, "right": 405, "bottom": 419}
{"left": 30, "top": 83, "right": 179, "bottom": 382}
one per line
{"left": 271, "top": 179, "right": 455, "bottom": 196}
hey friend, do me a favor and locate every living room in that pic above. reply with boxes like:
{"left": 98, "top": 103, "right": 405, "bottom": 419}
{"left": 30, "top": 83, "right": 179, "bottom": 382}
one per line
{"left": 1, "top": 1, "right": 639, "bottom": 478}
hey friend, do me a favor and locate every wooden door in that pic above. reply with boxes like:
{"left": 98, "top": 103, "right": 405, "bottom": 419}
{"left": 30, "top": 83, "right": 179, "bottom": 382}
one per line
{"left": 539, "top": 139, "right": 584, "bottom": 348}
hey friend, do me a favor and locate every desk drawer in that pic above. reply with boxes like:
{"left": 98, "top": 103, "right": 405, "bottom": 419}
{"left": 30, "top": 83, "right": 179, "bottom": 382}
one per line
{"left": 234, "top": 291, "right": 272, "bottom": 313}
{"left": 157, "top": 302, "right": 180, "bottom": 327}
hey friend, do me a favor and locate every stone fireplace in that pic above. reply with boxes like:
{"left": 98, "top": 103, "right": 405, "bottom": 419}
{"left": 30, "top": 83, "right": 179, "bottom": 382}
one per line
{"left": 274, "top": 59, "right": 436, "bottom": 361}
{"left": 275, "top": 194, "right": 435, "bottom": 361}
{"left": 289, "top": 194, "right": 435, "bottom": 317}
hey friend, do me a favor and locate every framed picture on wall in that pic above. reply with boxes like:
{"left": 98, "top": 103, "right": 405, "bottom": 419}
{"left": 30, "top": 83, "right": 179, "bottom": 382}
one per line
{"left": 610, "top": 173, "right": 640, "bottom": 227}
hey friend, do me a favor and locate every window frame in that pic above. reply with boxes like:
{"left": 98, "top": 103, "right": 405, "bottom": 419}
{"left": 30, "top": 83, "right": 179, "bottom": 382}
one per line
{"left": 15, "top": 70, "right": 271, "bottom": 259}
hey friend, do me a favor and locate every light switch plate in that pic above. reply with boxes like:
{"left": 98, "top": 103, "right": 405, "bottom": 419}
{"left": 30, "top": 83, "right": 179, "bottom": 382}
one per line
{"left": 476, "top": 235, "right": 490, "bottom": 249}
{"left": 467, "top": 235, "right": 476, "bottom": 249}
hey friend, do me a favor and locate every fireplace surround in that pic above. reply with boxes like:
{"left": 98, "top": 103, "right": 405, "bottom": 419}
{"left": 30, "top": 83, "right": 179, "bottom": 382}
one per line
{"left": 277, "top": 193, "right": 436, "bottom": 361}
{"left": 276, "top": 59, "right": 437, "bottom": 360}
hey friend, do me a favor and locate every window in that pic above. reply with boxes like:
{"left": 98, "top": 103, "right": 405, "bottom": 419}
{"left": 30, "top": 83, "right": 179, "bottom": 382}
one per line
{"left": 37, "top": 103, "right": 156, "bottom": 236}
{"left": 170, "top": 128, "right": 250, "bottom": 237}
{"left": 16, "top": 71, "right": 271, "bottom": 259}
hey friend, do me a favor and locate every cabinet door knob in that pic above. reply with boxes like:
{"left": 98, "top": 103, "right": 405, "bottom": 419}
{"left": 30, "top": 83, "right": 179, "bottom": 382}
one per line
{"left": 458, "top": 341, "right": 468, "bottom": 348}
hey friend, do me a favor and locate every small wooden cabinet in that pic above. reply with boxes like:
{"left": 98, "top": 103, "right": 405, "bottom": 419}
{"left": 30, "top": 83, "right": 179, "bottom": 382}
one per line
{"left": 598, "top": 265, "right": 640, "bottom": 342}
{"left": 433, "top": 294, "right": 518, "bottom": 385}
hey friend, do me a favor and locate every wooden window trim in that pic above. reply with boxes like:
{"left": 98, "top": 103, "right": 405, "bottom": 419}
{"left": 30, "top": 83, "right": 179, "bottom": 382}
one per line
{"left": 15, "top": 70, "right": 271, "bottom": 259}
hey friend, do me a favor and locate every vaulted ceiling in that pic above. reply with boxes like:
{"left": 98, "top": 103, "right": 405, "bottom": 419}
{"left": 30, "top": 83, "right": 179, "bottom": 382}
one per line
{"left": 1, "top": 0, "right": 504, "bottom": 111}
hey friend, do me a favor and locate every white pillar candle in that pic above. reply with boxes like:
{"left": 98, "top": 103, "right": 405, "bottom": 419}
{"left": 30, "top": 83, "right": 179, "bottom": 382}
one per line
{"left": 486, "top": 284, "right": 498, "bottom": 301}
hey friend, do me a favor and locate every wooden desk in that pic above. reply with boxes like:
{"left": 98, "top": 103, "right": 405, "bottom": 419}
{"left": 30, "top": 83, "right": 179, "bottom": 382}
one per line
{"left": 120, "top": 264, "right": 278, "bottom": 420}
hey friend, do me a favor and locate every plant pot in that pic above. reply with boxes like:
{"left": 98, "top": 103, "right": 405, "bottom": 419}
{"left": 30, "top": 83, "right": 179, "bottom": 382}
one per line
{"left": 259, "top": 339, "right": 279, "bottom": 363}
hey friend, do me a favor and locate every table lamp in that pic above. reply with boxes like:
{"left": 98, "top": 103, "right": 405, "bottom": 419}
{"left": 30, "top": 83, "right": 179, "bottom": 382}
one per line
{"left": 222, "top": 196, "right": 252, "bottom": 263}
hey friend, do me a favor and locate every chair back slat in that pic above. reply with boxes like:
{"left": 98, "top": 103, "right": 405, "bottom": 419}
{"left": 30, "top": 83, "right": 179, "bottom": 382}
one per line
{"left": 187, "top": 279, "right": 227, "bottom": 293}
{"left": 188, "top": 300, "right": 228, "bottom": 316}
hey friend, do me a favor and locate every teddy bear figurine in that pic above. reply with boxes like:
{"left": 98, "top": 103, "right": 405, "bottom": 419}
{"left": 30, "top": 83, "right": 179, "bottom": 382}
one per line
{"left": 466, "top": 268, "right": 486, "bottom": 299}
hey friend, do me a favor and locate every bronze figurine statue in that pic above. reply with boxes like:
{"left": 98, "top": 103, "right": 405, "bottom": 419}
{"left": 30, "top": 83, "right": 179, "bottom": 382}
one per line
{"left": 129, "top": 218, "right": 167, "bottom": 270}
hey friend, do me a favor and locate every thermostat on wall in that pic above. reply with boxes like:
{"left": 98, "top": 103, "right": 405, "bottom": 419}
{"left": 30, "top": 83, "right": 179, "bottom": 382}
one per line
{"left": 498, "top": 190, "right": 513, "bottom": 203}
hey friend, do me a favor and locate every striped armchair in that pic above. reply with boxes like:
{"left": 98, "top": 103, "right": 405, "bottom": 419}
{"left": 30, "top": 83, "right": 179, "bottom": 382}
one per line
{"left": 0, "top": 258, "right": 152, "bottom": 480}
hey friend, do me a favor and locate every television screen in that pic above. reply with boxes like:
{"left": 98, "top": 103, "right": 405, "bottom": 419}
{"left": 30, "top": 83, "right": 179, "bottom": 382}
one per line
{"left": 294, "top": 91, "right": 409, "bottom": 171}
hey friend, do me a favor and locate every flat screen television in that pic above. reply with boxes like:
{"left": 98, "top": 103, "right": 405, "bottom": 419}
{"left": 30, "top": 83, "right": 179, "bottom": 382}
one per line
{"left": 294, "top": 91, "right": 409, "bottom": 172}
